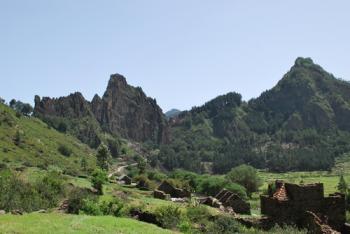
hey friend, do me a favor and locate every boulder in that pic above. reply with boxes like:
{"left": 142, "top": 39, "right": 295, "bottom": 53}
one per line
{"left": 0, "top": 210, "right": 6, "bottom": 215}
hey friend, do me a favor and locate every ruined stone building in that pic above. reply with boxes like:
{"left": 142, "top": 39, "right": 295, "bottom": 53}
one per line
{"left": 200, "top": 189, "right": 251, "bottom": 215}
{"left": 261, "top": 180, "right": 347, "bottom": 232}
{"left": 154, "top": 181, "right": 191, "bottom": 200}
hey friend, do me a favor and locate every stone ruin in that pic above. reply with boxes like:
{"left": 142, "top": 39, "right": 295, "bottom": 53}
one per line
{"left": 153, "top": 181, "right": 191, "bottom": 200}
{"left": 260, "top": 180, "right": 347, "bottom": 233}
{"left": 201, "top": 189, "right": 251, "bottom": 215}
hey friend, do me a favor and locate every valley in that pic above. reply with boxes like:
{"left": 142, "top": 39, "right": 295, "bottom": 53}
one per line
{"left": 1, "top": 58, "right": 350, "bottom": 233}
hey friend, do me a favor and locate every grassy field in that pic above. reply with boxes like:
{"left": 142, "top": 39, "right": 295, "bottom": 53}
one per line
{"left": 0, "top": 213, "right": 175, "bottom": 234}
{"left": 247, "top": 168, "right": 350, "bottom": 215}
{"left": 0, "top": 103, "right": 96, "bottom": 175}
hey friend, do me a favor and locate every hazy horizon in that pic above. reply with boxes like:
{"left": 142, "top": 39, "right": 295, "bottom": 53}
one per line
{"left": 1, "top": 1, "right": 350, "bottom": 111}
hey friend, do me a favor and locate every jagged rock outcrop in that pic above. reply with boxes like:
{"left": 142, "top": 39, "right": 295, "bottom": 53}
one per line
{"left": 91, "top": 74, "right": 168, "bottom": 144}
{"left": 34, "top": 74, "right": 168, "bottom": 146}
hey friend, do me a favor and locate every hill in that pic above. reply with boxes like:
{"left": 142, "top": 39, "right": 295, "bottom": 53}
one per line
{"left": 165, "top": 109, "right": 181, "bottom": 119}
{"left": 0, "top": 102, "right": 96, "bottom": 175}
{"left": 163, "top": 58, "right": 350, "bottom": 173}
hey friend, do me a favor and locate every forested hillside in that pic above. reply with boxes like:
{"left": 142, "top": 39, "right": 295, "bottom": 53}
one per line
{"left": 160, "top": 58, "right": 350, "bottom": 173}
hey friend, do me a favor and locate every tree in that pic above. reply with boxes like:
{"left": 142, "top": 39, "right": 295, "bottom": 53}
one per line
{"left": 136, "top": 156, "right": 146, "bottom": 174}
{"left": 21, "top": 104, "right": 33, "bottom": 116}
{"left": 226, "top": 164, "right": 261, "bottom": 198}
{"left": 80, "top": 158, "right": 87, "bottom": 171}
{"left": 0, "top": 97, "right": 5, "bottom": 104}
{"left": 337, "top": 174, "right": 348, "bottom": 194}
{"left": 96, "top": 144, "right": 111, "bottom": 171}
{"left": 91, "top": 169, "right": 107, "bottom": 195}
{"left": 9, "top": 99, "right": 16, "bottom": 108}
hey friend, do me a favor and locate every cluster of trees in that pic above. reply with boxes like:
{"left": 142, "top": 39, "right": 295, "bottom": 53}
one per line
{"left": 9, "top": 99, "right": 33, "bottom": 116}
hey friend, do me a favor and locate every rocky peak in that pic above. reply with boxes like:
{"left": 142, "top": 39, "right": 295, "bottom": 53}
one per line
{"left": 34, "top": 74, "right": 169, "bottom": 145}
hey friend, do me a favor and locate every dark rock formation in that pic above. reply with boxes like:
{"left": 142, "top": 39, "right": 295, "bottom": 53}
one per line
{"left": 260, "top": 180, "right": 346, "bottom": 232}
{"left": 34, "top": 74, "right": 168, "bottom": 146}
{"left": 91, "top": 74, "right": 168, "bottom": 144}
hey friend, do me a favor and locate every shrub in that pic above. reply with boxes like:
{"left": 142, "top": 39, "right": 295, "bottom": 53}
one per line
{"left": 226, "top": 164, "right": 262, "bottom": 197}
{"left": 0, "top": 169, "right": 65, "bottom": 212}
{"left": 35, "top": 171, "right": 65, "bottom": 208}
{"left": 58, "top": 144, "right": 72, "bottom": 157}
{"left": 13, "top": 130, "right": 22, "bottom": 146}
{"left": 80, "top": 198, "right": 103, "bottom": 216}
{"left": 206, "top": 216, "right": 240, "bottom": 234}
{"left": 134, "top": 174, "right": 156, "bottom": 190}
{"left": 186, "top": 205, "right": 211, "bottom": 223}
{"left": 66, "top": 188, "right": 96, "bottom": 214}
{"left": 155, "top": 205, "right": 183, "bottom": 229}
{"left": 100, "top": 198, "right": 124, "bottom": 217}
{"left": 197, "top": 175, "right": 247, "bottom": 199}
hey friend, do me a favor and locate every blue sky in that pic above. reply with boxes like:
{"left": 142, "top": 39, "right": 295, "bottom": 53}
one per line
{"left": 1, "top": 1, "right": 349, "bottom": 111}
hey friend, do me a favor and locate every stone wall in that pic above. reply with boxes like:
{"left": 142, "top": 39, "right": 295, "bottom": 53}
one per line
{"left": 260, "top": 181, "right": 346, "bottom": 231}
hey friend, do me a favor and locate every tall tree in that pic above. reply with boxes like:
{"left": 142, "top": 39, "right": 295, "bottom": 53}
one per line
{"left": 337, "top": 174, "right": 348, "bottom": 194}
{"left": 96, "top": 144, "right": 111, "bottom": 171}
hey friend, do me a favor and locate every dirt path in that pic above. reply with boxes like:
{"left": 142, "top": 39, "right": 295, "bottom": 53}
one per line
{"left": 108, "top": 163, "right": 137, "bottom": 178}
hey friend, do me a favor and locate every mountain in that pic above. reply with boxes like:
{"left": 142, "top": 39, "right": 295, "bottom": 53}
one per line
{"left": 34, "top": 74, "right": 169, "bottom": 149}
{"left": 162, "top": 58, "right": 350, "bottom": 173}
{"left": 0, "top": 102, "right": 95, "bottom": 175}
{"left": 165, "top": 109, "right": 181, "bottom": 119}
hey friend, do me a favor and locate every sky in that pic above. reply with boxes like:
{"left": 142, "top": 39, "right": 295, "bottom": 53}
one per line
{"left": 1, "top": 1, "right": 350, "bottom": 112}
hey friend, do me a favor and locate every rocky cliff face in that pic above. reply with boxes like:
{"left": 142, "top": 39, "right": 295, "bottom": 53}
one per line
{"left": 91, "top": 74, "right": 168, "bottom": 143}
{"left": 34, "top": 74, "right": 168, "bottom": 146}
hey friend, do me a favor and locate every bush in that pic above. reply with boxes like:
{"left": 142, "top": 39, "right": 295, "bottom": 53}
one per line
{"left": 100, "top": 198, "right": 124, "bottom": 217}
{"left": 80, "top": 198, "right": 103, "bottom": 216}
{"left": 226, "top": 164, "right": 261, "bottom": 197}
{"left": 67, "top": 188, "right": 96, "bottom": 214}
{"left": 155, "top": 205, "right": 183, "bottom": 229}
{"left": 186, "top": 205, "right": 211, "bottom": 223}
{"left": 35, "top": 171, "right": 65, "bottom": 207}
{"left": 206, "top": 216, "right": 240, "bottom": 234}
{"left": 134, "top": 174, "right": 156, "bottom": 190}
{"left": 58, "top": 144, "right": 72, "bottom": 157}
{"left": 197, "top": 175, "right": 247, "bottom": 199}
{"left": 0, "top": 169, "right": 65, "bottom": 212}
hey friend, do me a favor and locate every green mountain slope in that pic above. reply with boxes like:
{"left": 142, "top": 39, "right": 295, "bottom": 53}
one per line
{"left": 164, "top": 58, "right": 350, "bottom": 173}
{"left": 0, "top": 103, "right": 96, "bottom": 175}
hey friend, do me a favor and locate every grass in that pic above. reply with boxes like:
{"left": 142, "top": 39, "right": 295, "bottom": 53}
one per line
{"left": 258, "top": 170, "right": 350, "bottom": 195}
{"left": 0, "top": 103, "right": 96, "bottom": 175}
{"left": 0, "top": 213, "right": 175, "bottom": 234}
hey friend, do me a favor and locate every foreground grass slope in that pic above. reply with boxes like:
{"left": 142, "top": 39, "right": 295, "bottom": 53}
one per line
{"left": 0, "top": 103, "right": 96, "bottom": 175}
{"left": 0, "top": 213, "right": 174, "bottom": 234}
